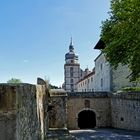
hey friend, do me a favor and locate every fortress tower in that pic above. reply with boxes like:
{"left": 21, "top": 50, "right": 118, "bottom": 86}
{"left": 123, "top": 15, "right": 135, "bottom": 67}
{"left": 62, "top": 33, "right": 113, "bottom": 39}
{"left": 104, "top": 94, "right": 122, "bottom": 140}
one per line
{"left": 64, "top": 39, "right": 80, "bottom": 92}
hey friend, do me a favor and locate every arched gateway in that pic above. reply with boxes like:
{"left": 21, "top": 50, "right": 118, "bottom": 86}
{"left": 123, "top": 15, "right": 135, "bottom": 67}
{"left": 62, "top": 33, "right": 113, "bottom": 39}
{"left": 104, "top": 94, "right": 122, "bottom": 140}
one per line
{"left": 78, "top": 110, "right": 96, "bottom": 129}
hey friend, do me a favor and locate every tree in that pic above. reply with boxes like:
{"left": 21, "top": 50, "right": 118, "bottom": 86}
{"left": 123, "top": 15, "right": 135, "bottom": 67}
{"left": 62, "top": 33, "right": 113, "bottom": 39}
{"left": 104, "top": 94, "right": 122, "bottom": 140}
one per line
{"left": 7, "top": 78, "right": 22, "bottom": 84}
{"left": 101, "top": 0, "right": 140, "bottom": 81}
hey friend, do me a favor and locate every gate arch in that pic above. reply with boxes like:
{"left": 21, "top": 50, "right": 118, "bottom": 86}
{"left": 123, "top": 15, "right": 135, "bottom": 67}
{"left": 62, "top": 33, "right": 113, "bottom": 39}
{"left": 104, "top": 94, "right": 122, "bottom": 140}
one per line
{"left": 77, "top": 109, "right": 96, "bottom": 129}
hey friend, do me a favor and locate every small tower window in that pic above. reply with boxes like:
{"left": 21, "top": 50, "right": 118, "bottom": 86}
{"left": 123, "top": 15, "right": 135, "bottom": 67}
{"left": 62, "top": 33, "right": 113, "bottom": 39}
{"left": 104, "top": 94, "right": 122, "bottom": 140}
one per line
{"left": 70, "top": 67, "right": 73, "bottom": 72}
{"left": 70, "top": 72, "right": 73, "bottom": 77}
{"left": 71, "top": 79, "right": 73, "bottom": 83}
{"left": 71, "top": 84, "right": 74, "bottom": 90}
{"left": 71, "top": 60, "right": 74, "bottom": 63}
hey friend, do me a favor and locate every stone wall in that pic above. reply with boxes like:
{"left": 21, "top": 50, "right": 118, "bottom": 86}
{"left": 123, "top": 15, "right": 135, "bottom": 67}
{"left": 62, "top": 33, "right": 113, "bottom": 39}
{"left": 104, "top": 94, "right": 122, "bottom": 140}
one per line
{"left": 16, "top": 84, "right": 48, "bottom": 140}
{"left": 0, "top": 84, "right": 16, "bottom": 140}
{"left": 111, "top": 92, "right": 140, "bottom": 131}
{"left": 0, "top": 84, "right": 48, "bottom": 140}
{"left": 49, "top": 89, "right": 67, "bottom": 129}
{"left": 67, "top": 92, "right": 111, "bottom": 129}
{"left": 112, "top": 65, "right": 136, "bottom": 91}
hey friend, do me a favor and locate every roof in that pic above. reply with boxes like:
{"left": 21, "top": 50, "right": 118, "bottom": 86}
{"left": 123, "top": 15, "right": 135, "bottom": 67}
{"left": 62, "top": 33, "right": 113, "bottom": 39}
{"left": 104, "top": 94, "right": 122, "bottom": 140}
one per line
{"left": 94, "top": 39, "right": 106, "bottom": 50}
{"left": 77, "top": 70, "right": 95, "bottom": 84}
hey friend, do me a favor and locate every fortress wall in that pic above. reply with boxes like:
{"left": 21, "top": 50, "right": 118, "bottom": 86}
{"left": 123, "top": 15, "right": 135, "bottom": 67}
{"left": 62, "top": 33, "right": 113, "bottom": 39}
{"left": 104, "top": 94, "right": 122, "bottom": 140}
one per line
{"left": 49, "top": 90, "right": 67, "bottom": 129}
{"left": 0, "top": 84, "right": 48, "bottom": 140}
{"left": 111, "top": 92, "right": 140, "bottom": 131}
{"left": 16, "top": 84, "right": 48, "bottom": 140}
{"left": 0, "top": 84, "right": 16, "bottom": 140}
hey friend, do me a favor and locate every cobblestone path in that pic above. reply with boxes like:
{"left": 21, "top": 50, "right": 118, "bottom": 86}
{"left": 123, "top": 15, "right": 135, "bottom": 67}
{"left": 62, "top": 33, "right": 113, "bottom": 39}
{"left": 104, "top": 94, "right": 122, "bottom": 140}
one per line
{"left": 70, "top": 128, "right": 140, "bottom": 140}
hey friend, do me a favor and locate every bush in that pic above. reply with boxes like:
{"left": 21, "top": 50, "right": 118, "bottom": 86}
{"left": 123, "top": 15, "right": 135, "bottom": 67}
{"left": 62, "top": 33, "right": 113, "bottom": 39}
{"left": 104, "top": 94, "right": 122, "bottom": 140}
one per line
{"left": 122, "top": 87, "right": 140, "bottom": 92}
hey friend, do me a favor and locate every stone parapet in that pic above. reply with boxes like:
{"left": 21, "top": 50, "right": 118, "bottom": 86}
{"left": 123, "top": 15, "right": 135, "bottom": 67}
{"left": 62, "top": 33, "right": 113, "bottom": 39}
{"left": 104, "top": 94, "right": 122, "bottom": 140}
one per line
{"left": 111, "top": 92, "right": 140, "bottom": 100}
{"left": 68, "top": 92, "right": 110, "bottom": 98}
{"left": 50, "top": 89, "right": 67, "bottom": 97}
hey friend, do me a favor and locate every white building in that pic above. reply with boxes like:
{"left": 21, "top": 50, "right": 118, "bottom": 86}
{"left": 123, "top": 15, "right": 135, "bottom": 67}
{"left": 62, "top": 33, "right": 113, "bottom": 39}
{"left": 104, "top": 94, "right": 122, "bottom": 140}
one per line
{"left": 77, "top": 68, "right": 95, "bottom": 92}
{"left": 94, "top": 39, "right": 137, "bottom": 92}
{"left": 94, "top": 53, "right": 111, "bottom": 92}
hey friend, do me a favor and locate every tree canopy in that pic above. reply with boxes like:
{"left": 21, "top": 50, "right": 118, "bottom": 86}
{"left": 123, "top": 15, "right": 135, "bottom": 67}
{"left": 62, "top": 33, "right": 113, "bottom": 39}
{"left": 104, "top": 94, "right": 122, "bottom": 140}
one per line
{"left": 7, "top": 78, "right": 22, "bottom": 84}
{"left": 101, "top": 0, "right": 140, "bottom": 81}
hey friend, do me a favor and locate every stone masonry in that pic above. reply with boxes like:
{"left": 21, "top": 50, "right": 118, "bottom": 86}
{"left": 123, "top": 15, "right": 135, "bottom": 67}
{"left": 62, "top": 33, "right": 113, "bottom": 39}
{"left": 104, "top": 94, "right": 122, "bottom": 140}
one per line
{"left": 0, "top": 83, "right": 140, "bottom": 140}
{"left": 67, "top": 91, "right": 140, "bottom": 131}
{"left": 111, "top": 92, "right": 140, "bottom": 131}
{"left": 67, "top": 92, "right": 111, "bottom": 129}
{"left": 0, "top": 83, "right": 48, "bottom": 140}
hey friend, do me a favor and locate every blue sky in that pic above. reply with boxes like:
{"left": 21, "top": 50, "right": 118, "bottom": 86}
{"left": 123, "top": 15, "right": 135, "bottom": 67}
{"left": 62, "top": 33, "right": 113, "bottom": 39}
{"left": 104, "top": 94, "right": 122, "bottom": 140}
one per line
{"left": 0, "top": 0, "right": 110, "bottom": 86}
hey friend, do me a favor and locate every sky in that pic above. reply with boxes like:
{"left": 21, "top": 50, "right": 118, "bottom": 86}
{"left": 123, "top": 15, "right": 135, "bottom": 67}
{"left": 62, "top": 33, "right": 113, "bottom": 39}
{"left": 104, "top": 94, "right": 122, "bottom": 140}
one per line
{"left": 0, "top": 0, "right": 110, "bottom": 86}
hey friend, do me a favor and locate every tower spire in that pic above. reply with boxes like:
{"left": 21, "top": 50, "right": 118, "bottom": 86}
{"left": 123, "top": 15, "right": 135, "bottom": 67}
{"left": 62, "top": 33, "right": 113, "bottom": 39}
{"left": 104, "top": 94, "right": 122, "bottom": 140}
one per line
{"left": 69, "top": 37, "right": 74, "bottom": 52}
{"left": 70, "top": 37, "right": 73, "bottom": 46}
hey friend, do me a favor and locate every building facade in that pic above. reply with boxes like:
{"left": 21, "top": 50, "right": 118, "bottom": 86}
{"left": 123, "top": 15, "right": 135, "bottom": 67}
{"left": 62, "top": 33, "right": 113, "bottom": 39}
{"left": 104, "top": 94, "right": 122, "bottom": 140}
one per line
{"left": 94, "top": 53, "right": 111, "bottom": 92}
{"left": 77, "top": 68, "right": 95, "bottom": 92}
{"left": 94, "top": 39, "right": 138, "bottom": 92}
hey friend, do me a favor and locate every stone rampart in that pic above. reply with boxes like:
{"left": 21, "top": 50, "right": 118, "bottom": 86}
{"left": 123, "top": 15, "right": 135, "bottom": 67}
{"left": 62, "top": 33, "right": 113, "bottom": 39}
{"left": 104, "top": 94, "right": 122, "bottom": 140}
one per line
{"left": 0, "top": 84, "right": 48, "bottom": 140}
{"left": 0, "top": 84, "right": 16, "bottom": 140}
{"left": 49, "top": 89, "right": 67, "bottom": 129}
{"left": 68, "top": 92, "right": 110, "bottom": 98}
{"left": 111, "top": 92, "right": 140, "bottom": 131}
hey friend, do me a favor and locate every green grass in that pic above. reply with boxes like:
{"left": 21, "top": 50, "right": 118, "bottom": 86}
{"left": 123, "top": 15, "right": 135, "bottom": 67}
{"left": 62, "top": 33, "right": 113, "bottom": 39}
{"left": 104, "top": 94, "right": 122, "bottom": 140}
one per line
{"left": 122, "top": 87, "right": 140, "bottom": 92}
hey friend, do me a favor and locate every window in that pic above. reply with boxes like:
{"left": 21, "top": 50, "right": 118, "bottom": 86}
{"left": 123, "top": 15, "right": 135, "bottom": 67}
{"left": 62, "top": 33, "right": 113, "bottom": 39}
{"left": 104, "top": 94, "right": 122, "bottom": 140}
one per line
{"left": 71, "top": 79, "right": 73, "bottom": 83}
{"left": 71, "top": 84, "right": 74, "bottom": 89}
{"left": 100, "top": 63, "right": 102, "bottom": 70}
{"left": 71, "top": 60, "right": 74, "bottom": 63}
{"left": 71, "top": 89, "right": 74, "bottom": 92}
{"left": 70, "top": 67, "right": 73, "bottom": 72}
{"left": 101, "top": 78, "right": 103, "bottom": 87}
{"left": 120, "top": 117, "right": 124, "bottom": 121}
{"left": 70, "top": 72, "right": 73, "bottom": 77}
{"left": 91, "top": 77, "right": 93, "bottom": 82}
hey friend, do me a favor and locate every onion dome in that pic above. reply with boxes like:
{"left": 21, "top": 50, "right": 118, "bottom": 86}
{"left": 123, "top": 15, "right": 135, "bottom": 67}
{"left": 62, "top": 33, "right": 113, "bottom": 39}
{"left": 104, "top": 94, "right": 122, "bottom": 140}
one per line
{"left": 65, "top": 38, "right": 79, "bottom": 61}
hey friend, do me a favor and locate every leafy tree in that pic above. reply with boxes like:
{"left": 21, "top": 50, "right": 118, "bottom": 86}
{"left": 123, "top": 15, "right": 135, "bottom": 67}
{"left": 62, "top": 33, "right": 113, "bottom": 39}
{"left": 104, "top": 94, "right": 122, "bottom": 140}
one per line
{"left": 7, "top": 78, "right": 22, "bottom": 84}
{"left": 101, "top": 0, "right": 140, "bottom": 81}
